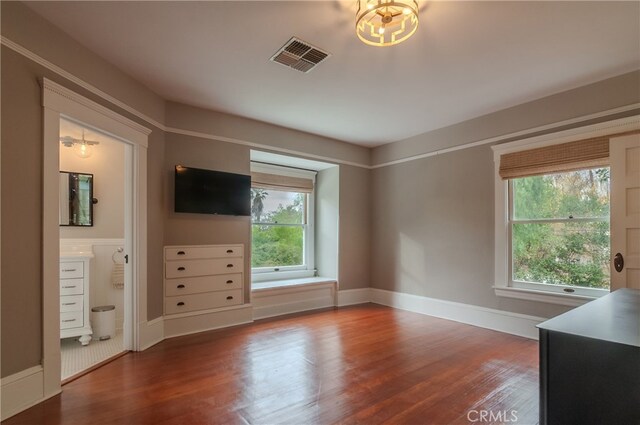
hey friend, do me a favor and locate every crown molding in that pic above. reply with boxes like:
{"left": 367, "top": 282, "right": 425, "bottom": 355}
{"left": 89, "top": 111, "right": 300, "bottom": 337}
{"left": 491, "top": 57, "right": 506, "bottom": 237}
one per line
{"left": 3, "top": 35, "right": 639, "bottom": 171}
{"left": 372, "top": 103, "right": 640, "bottom": 169}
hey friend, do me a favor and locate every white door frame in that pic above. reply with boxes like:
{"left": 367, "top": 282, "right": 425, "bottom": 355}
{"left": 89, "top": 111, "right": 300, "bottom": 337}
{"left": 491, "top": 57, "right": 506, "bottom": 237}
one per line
{"left": 42, "top": 78, "right": 150, "bottom": 398}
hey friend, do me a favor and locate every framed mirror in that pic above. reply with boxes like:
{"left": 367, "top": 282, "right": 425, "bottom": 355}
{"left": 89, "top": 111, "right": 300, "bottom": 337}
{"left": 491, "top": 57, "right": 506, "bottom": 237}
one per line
{"left": 59, "top": 171, "right": 94, "bottom": 226}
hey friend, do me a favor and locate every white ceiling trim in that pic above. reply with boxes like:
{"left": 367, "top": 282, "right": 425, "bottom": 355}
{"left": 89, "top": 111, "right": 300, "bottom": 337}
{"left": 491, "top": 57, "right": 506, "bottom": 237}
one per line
{"left": 1, "top": 35, "right": 371, "bottom": 169}
{"left": 371, "top": 103, "right": 640, "bottom": 169}
{"left": 166, "top": 126, "right": 367, "bottom": 168}
{"left": 1, "top": 36, "right": 165, "bottom": 130}
{"left": 3, "top": 36, "right": 638, "bottom": 172}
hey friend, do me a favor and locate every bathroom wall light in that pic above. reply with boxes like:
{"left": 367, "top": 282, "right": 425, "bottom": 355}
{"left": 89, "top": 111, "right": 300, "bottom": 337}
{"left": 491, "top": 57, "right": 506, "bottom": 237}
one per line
{"left": 60, "top": 130, "right": 99, "bottom": 159}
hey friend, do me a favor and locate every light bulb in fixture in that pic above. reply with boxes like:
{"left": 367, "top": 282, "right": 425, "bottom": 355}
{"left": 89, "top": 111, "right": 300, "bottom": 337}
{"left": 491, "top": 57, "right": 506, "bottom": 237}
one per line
{"left": 378, "top": 26, "right": 385, "bottom": 35}
{"left": 74, "top": 141, "right": 93, "bottom": 158}
{"left": 403, "top": 7, "right": 411, "bottom": 15}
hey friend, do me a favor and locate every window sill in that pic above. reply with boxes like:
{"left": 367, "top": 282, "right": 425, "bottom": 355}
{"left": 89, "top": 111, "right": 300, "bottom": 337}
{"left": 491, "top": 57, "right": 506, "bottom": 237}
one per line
{"left": 494, "top": 286, "right": 596, "bottom": 307}
{"left": 252, "top": 269, "right": 315, "bottom": 283}
{"left": 252, "top": 277, "right": 336, "bottom": 292}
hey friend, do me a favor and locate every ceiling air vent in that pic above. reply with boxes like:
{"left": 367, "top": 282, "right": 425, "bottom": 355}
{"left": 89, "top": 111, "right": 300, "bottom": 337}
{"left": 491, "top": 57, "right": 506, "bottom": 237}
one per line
{"left": 270, "top": 37, "right": 330, "bottom": 73}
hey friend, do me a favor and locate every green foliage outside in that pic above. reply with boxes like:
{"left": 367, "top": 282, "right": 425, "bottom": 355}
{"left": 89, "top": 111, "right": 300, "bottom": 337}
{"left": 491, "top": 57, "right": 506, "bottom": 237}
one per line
{"left": 512, "top": 168, "right": 610, "bottom": 289}
{"left": 251, "top": 189, "right": 305, "bottom": 268}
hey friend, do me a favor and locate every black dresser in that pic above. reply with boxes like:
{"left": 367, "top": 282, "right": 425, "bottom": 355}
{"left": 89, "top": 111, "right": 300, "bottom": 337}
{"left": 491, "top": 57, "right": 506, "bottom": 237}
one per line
{"left": 537, "top": 288, "right": 640, "bottom": 425}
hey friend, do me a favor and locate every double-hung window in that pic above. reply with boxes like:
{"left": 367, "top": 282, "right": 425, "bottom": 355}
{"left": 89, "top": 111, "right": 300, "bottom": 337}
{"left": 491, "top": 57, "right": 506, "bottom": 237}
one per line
{"left": 250, "top": 163, "right": 315, "bottom": 282}
{"left": 509, "top": 168, "right": 610, "bottom": 297}
{"left": 494, "top": 135, "right": 612, "bottom": 303}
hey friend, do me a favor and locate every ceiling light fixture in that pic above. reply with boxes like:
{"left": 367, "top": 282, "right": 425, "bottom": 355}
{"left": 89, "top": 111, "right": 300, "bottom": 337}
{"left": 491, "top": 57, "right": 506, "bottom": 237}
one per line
{"left": 356, "top": 0, "right": 419, "bottom": 47}
{"left": 60, "top": 130, "right": 100, "bottom": 159}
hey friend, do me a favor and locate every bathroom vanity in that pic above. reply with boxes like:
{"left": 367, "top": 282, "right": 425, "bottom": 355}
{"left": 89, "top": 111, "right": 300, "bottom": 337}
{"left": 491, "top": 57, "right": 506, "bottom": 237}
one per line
{"left": 60, "top": 247, "right": 94, "bottom": 345}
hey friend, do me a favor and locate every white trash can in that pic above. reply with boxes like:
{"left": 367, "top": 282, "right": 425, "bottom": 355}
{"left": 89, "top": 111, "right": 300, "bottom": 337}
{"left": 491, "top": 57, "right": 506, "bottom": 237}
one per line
{"left": 91, "top": 305, "right": 116, "bottom": 340}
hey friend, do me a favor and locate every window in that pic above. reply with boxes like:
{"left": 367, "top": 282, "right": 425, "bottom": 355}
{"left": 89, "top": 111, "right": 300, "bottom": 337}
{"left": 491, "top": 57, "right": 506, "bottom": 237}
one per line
{"left": 509, "top": 168, "right": 610, "bottom": 297}
{"left": 250, "top": 164, "right": 315, "bottom": 282}
{"left": 493, "top": 129, "right": 615, "bottom": 305}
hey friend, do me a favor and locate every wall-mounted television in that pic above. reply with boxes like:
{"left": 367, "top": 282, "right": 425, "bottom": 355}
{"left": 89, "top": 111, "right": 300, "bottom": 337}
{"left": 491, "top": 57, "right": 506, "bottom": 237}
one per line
{"left": 174, "top": 165, "right": 251, "bottom": 216}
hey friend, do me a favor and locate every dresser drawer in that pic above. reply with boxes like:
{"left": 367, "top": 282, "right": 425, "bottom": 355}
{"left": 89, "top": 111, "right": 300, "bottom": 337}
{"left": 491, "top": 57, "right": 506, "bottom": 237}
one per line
{"left": 60, "top": 311, "right": 83, "bottom": 329}
{"left": 165, "top": 245, "right": 243, "bottom": 261}
{"left": 60, "top": 295, "right": 84, "bottom": 312}
{"left": 60, "top": 278, "right": 83, "bottom": 296}
{"left": 165, "top": 273, "right": 242, "bottom": 296}
{"left": 60, "top": 262, "right": 83, "bottom": 279}
{"left": 165, "top": 258, "right": 243, "bottom": 279}
{"left": 165, "top": 289, "right": 242, "bottom": 314}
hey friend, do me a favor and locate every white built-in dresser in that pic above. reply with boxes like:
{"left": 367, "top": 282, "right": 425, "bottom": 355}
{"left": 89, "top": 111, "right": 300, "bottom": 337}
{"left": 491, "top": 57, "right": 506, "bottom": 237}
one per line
{"left": 60, "top": 252, "right": 93, "bottom": 345}
{"left": 164, "top": 244, "right": 244, "bottom": 315}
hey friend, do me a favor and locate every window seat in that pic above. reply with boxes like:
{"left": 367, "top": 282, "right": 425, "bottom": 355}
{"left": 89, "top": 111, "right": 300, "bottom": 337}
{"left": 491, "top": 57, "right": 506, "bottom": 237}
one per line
{"left": 251, "top": 277, "right": 336, "bottom": 292}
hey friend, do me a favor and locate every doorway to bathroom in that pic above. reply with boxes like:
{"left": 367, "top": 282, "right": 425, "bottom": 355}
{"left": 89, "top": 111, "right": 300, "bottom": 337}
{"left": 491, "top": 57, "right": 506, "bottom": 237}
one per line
{"left": 58, "top": 117, "right": 132, "bottom": 382}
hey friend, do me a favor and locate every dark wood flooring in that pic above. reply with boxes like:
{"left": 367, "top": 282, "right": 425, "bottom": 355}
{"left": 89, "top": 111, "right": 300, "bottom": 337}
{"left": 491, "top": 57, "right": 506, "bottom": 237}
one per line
{"left": 4, "top": 304, "right": 539, "bottom": 425}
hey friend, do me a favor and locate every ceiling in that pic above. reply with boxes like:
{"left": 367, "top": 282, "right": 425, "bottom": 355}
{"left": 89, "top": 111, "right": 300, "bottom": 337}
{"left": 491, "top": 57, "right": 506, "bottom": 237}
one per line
{"left": 27, "top": 1, "right": 640, "bottom": 147}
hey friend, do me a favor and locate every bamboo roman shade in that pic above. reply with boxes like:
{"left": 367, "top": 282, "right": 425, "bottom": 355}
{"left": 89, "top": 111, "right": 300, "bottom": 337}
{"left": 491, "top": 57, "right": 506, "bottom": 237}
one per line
{"left": 251, "top": 172, "right": 314, "bottom": 193}
{"left": 499, "top": 137, "right": 610, "bottom": 180}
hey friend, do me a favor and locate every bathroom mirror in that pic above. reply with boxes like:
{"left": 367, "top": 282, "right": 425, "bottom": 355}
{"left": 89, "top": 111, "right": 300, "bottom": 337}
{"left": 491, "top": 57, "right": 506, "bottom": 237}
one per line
{"left": 59, "top": 171, "right": 94, "bottom": 226}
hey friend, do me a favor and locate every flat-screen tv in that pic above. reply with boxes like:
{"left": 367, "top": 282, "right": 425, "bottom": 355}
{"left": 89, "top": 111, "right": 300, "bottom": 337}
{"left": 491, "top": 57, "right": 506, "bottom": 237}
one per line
{"left": 174, "top": 165, "right": 251, "bottom": 216}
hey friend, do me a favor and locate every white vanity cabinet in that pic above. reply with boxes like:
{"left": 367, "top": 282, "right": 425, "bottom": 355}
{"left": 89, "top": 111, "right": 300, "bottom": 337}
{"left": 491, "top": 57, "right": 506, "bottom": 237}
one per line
{"left": 60, "top": 254, "right": 93, "bottom": 345}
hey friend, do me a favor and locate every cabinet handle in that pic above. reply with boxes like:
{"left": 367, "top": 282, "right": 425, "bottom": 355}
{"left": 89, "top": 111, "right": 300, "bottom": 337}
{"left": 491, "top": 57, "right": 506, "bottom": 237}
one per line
{"left": 226, "top": 249, "right": 233, "bottom": 253}
{"left": 226, "top": 296, "right": 233, "bottom": 300}
{"left": 62, "top": 269, "right": 77, "bottom": 273}
{"left": 177, "top": 302, "right": 185, "bottom": 306}
{"left": 177, "top": 284, "right": 185, "bottom": 289}
{"left": 177, "top": 267, "right": 186, "bottom": 271}
{"left": 177, "top": 251, "right": 186, "bottom": 255}
{"left": 62, "top": 302, "right": 76, "bottom": 306}
{"left": 226, "top": 280, "right": 233, "bottom": 284}
{"left": 62, "top": 286, "right": 76, "bottom": 289}
{"left": 226, "top": 264, "right": 233, "bottom": 268}
{"left": 62, "top": 319, "right": 76, "bottom": 323}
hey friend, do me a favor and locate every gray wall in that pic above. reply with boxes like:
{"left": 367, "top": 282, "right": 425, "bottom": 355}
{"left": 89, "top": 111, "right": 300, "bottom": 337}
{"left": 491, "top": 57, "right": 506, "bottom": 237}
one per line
{"left": 373, "top": 70, "right": 640, "bottom": 166}
{"left": 1, "top": 2, "right": 168, "bottom": 377}
{"left": 163, "top": 133, "right": 252, "bottom": 301}
{"left": 369, "top": 70, "right": 640, "bottom": 319}
{"left": 338, "top": 165, "right": 371, "bottom": 290}
{"left": 315, "top": 167, "right": 340, "bottom": 280}
{"left": 371, "top": 144, "right": 571, "bottom": 318}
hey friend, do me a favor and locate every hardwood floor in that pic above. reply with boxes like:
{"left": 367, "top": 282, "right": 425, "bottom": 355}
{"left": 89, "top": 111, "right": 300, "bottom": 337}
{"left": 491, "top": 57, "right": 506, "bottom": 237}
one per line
{"left": 4, "top": 305, "right": 539, "bottom": 425}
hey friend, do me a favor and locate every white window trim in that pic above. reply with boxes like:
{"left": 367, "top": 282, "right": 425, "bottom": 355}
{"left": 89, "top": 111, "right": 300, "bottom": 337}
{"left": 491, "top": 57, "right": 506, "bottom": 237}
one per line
{"left": 492, "top": 115, "right": 640, "bottom": 306}
{"left": 250, "top": 162, "right": 316, "bottom": 282}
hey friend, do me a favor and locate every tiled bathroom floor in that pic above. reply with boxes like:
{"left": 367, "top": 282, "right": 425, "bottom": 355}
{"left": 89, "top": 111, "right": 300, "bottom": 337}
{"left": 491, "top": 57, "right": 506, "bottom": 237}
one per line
{"left": 61, "top": 331, "right": 124, "bottom": 381}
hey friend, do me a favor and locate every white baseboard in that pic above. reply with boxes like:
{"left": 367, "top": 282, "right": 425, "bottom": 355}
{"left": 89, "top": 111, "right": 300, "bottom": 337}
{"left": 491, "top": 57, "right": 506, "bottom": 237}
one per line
{"left": 252, "top": 282, "right": 336, "bottom": 320}
{"left": 138, "top": 316, "right": 165, "bottom": 351}
{"left": 164, "top": 304, "right": 253, "bottom": 339}
{"left": 369, "top": 288, "right": 544, "bottom": 340}
{"left": 1, "top": 366, "right": 46, "bottom": 421}
{"left": 336, "top": 288, "right": 371, "bottom": 306}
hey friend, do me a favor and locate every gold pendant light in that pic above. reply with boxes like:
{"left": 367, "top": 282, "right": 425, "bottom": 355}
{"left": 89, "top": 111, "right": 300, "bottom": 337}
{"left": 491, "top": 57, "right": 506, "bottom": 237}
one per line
{"left": 356, "top": 0, "right": 419, "bottom": 47}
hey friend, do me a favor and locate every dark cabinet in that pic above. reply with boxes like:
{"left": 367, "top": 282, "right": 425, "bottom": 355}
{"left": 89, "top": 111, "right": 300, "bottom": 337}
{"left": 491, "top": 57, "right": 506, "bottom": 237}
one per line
{"left": 538, "top": 289, "right": 640, "bottom": 425}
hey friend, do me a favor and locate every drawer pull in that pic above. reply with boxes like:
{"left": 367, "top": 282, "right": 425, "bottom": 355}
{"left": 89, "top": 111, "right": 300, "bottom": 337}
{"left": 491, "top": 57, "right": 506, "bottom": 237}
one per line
{"left": 177, "top": 302, "right": 185, "bottom": 306}
{"left": 62, "top": 285, "right": 77, "bottom": 289}
{"left": 177, "top": 284, "right": 185, "bottom": 289}
{"left": 226, "top": 264, "right": 233, "bottom": 268}
{"left": 62, "top": 319, "right": 76, "bottom": 323}
{"left": 177, "top": 251, "right": 186, "bottom": 255}
{"left": 226, "top": 249, "right": 233, "bottom": 253}
{"left": 226, "top": 280, "right": 233, "bottom": 284}
{"left": 61, "top": 269, "right": 77, "bottom": 273}
{"left": 177, "top": 267, "right": 186, "bottom": 271}
{"left": 62, "top": 302, "right": 76, "bottom": 306}
{"left": 226, "top": 296, "right": 234, "bottom": 300}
